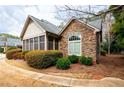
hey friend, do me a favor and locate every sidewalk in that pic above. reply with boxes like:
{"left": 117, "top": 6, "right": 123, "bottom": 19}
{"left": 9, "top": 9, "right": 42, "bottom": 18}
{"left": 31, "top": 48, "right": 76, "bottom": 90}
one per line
{"left": 0, "top": 59, "right": 124, "bottom": 87}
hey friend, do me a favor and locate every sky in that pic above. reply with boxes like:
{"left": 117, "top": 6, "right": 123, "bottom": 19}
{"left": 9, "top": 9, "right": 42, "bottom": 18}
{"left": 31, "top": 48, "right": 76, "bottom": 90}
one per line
{"left": 0, "top": 5, "right": 61, "bottom": 37}
{"left": 0, "top": 5, "right": 108, "bottom": 37}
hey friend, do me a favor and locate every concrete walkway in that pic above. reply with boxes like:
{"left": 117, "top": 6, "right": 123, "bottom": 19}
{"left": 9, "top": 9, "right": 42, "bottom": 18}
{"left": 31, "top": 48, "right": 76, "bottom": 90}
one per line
{"left": 0, "top": 59, "right": 124, "bottom": 87}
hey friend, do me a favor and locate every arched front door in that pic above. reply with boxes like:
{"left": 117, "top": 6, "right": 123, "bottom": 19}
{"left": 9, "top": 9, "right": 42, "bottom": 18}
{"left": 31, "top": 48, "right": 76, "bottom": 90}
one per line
{"left": 68, "top": 35, "right": 81, "bottom": 56}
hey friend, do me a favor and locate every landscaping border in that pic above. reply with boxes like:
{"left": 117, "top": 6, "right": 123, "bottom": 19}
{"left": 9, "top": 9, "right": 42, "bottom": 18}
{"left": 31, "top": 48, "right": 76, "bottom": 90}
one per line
{"left": 1, "top": 59, "right": 124, "bottom": 87}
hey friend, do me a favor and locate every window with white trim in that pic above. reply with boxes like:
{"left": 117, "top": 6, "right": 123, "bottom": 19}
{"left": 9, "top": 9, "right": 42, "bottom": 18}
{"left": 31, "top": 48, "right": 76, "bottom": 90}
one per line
{"left": 68, "top": 35, "right": 81, "bottom": 56}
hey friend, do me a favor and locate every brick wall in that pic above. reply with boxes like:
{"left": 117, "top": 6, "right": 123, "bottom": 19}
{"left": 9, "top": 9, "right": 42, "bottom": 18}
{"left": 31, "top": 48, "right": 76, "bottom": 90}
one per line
{"left": 60, "top": 19, "right": 97, "bottom": 61}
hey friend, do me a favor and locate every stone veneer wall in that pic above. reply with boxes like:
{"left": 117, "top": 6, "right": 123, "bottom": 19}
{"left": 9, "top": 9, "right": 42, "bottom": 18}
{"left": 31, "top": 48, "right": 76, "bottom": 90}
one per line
{"left": 60, "top": 20, "right": 97, "bottom": 61}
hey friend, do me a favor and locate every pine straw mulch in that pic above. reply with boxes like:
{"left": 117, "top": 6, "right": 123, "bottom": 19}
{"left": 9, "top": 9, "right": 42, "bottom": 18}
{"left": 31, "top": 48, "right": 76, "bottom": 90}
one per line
{"left": 6, "top": 54, "right": 124, "bottom": 80}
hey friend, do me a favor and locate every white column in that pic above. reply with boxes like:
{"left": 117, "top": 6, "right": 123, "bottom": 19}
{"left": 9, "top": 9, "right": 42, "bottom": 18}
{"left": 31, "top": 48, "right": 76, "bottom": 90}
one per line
{"left": 53, "top": 38, "right": 55, "bottom": 50}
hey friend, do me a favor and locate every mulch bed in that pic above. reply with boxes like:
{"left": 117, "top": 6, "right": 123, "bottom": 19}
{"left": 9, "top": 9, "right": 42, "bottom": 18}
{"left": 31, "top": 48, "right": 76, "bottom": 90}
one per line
{"left": 6, "top": 54, "right": 124, "bottom": 80}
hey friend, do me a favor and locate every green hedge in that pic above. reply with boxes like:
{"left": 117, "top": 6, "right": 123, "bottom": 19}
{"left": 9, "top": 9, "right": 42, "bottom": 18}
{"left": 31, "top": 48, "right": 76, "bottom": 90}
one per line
{"left": 25, "top": 50, "right": 63, "bottom": 69}
{"left": 6, "top": 48, "right": 22, "bottom": 59}
{"left": 68, "top": 55, "right": 79, "bottom": 63}
{"left": 56, "top": 57, "right": 71, "bottom": 70}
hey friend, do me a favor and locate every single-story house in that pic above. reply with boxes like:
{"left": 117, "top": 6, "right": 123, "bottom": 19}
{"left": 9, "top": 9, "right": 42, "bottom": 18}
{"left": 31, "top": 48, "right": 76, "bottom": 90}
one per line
{"left": 20, "top": 15, "right": 102, "bottom": 63}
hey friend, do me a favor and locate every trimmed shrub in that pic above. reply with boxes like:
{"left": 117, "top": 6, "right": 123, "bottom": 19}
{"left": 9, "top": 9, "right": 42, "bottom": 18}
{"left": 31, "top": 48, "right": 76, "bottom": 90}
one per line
{"left": 7, "top": 46, "right": 18, "bottom": 51}
{"left": 68, "top": 55, "right": 78, "bottom": 63}
{"left": 56, "top": 58, "right": 71, "bottom": 70}
{"left": 79, "top": 56, "right": 93, "bottom": 66}
{"left": 79, "top": 55, "right": 87, "bottom": 64}
{"left": 22, "top": 51, "right": 30, "bottom": 55}
{"left": 6, "top": 48, "right": 22, "bottom": 59}
{"left": 25, "top": 50, "right": 63, "bottom": 69}
{"left": 85, "top": 57, "right": 93, "bottom": 66}
{"left": 100, "top": 49, "right": 107, "bottom": 56}
{"left": 12, "top": 52, "right": 24, "bottom": 59}
{"left": 0, "top": 47, "right": 4, "bottom": 53}
{"left": 22, "top": 51, "right": 30, "bottom": 60}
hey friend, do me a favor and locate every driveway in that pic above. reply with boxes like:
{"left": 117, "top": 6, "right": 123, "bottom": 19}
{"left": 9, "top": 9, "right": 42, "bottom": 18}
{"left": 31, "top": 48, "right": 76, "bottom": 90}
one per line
{"left": 0, "top": 58, "right": 124, "bottom": 87}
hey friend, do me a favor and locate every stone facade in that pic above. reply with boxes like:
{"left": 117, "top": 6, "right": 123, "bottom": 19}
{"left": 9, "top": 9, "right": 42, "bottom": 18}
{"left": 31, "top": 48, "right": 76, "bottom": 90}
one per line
{"left": 60, "top": 19, "right": 98, "bottom": 61}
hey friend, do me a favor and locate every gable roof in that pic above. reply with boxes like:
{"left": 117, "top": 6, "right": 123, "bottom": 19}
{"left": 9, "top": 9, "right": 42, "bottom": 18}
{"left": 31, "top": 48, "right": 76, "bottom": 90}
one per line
{"left": 20, "top": 15, "right": 59, "bottom": 38}
{"left": 59, "top": 17, "right": 101, "bottom": 35}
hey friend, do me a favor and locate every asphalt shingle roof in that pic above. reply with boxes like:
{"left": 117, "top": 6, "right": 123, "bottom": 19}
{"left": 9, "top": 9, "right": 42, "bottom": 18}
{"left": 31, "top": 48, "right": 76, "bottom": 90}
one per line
{"left": 28, "top": 16, "right": 102, "bottom": 36}
{"left": 30, "top": 16, "right": 60, "bottom": 34}
{"left": 79, "top": 17, "right": 102, "bottom": 30}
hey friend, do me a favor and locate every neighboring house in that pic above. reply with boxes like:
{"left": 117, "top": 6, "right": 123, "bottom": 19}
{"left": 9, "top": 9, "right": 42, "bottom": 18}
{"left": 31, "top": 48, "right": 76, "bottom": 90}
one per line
{"left": 0, "top": 36, "right": 22, "bottom": 52}
{"left": 20, "top": 15, "right": 102, "bottom": 63}
{"left": 0, "top": 36, "right": 22, "bottom": 47}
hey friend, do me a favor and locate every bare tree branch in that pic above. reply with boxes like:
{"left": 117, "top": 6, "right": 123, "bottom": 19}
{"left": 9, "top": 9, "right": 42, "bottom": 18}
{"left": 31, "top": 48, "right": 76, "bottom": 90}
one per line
{"left": 64, "top": 5, "right": 98, "bottom": 16}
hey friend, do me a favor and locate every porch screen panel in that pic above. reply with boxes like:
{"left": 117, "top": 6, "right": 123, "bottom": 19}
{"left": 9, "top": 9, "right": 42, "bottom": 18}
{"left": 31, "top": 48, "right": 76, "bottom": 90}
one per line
{"left": 30, "top": 38, "right": 33, "bottom": 50}
{"left": 55, "top": 38, "right": 59, "bottom": 50}
{"left": 26, "top": 39, "right": 29, "bottom": 50}
{"left": 34, "top": 37, "right": 38, "bottom": 50}
{"left": 39, "top": 35, "right": 45, "bottom": 50}
{"left": 48, "top": 36, "right": 53, "bottom": 50}
{"left": 23, "top": 40, "right": 25, "bottom": 51}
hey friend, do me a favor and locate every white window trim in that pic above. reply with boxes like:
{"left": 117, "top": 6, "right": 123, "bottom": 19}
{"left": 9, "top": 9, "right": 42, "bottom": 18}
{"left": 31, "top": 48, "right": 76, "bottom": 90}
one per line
{"left": 68, "top": 34, "right": 82, "bottom": 56}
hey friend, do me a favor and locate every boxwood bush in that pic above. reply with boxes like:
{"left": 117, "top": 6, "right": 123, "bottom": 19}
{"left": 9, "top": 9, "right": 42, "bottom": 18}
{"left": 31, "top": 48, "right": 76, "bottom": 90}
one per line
{"left": 6, "top": 48, "right": 22, "bottom": 59}
{"left": 68, "top": 55, "right": 78, "bottom": 63}
{"left": 85, "top": 57, "right": 93, "bottom": 66}
{"left": 79, "top": 55, "right": 87, "bottom": 64}
{"left": 22, "top": 50, "right": 29, "bottom": 55}
{"left": 25, "top": 50, "right": 63, "bottom": 69}
{"left": 7, "top": 46, "right": 18, "bottom": 51}
{"left": 56, "top": 57, "right": 71, "bottom": 70}
{"left": 79, "top": 55, "right": 93, "bottom": 66}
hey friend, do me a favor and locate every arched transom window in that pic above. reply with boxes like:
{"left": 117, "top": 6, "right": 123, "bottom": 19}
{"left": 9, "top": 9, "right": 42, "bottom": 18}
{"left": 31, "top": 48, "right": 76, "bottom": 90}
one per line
{"left": 68, "top": 34, "right": 81, "bottom": 56}
{"left": 69, "top": 36, "right": 81, "bottom": 41}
